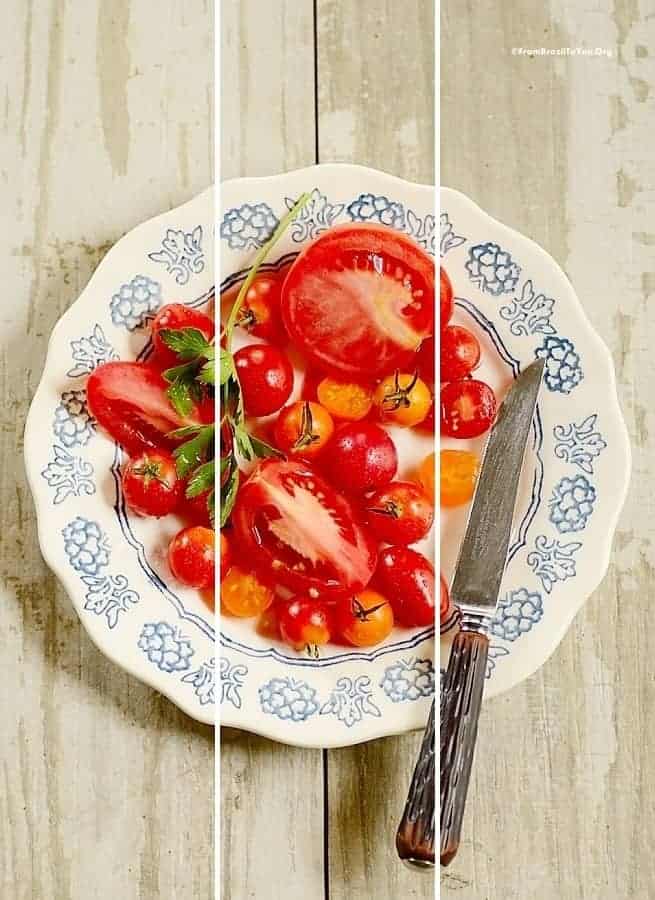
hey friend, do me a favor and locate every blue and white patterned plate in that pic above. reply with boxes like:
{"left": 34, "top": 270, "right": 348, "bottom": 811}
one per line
{"left": 25, "top": 189, "right": 215, "bottom": 724}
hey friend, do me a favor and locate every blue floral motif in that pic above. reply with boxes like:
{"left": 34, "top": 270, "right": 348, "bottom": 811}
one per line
{"left": 81, "top": 573, "right": 139, "bottom": 629}
{"left": 553, "top": 415, "right": 607, "bottom": 474}
{"left": 440, "top": 212, "right": 466, "bottom": 257}
{"left": 53, "top": 390, "right": 94, "bottom": 448}
{"left": 148, "top": 226, "right": 204, "bottom": 285}
{"left": 67, "top": 324, "right": 118, "bottom": 377}
{"left": 220, "top": 203, "right": 279, "bottom": 250}
{"left": 62, "top": 517, "right": 110, "bottom": 576}
{"left": 491, "top": 588, "right": 543, "bottom": 641}
{"left": 347, "top": 193, "right": 405, "bottom": 228}
{"left": 536, "top": 335, "right": 583, "bottom": 394}
{"left": 527, "top": 534, "right": 582, "bottom": 594}
{"left": 405, "top": 210, "right": 436, "bottom": 255}
{"left": 110, "top": 275, "right": 161, "bottom": 330}
{"left": 182, "top": 658, "right": 215, "bottom": 706}
{"left": 41, "top": 445, "right": 95, "bottom": 505}
{"left": 319, "top": 676, "right": 381, "bottom": 727}
{"left": 549, "top": 475, "right": 596, "bottom": 533}
{"left": 285, "top": 189, "right": 344, "bottom": 242}
{"left": 466, "top": 242, "right": 521, "bottom": 296}
{"left": 486, "top": 645, "right": 510, "bottom": 679}
{"left": 138, "top": 622, "right": 194, "bottom": 673}
{"left": 380, "top": 658, "right": 434, "bottom": 703}
{"left": 499, "top": 279, "right": 556, "bottom": 337}
{"left": 220, "top": 658, "right": 248, "bottom": 709}
{"left": 259, "top": 677, "right": 319, "bottom": 722}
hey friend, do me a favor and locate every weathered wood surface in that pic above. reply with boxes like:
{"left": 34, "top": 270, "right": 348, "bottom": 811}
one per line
{"left": 442, "top": 2, "right": 655, "bottom": 898}
{"left": 0, "top": 3, "right": 214, "bottom": 898}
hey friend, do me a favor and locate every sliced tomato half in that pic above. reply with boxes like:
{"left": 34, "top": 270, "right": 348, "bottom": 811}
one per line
{"left": 232, "top": 458, "right": 378, "bottom": 596}
{"left": 281, "top": 223, "right": 434, "bottom": 377}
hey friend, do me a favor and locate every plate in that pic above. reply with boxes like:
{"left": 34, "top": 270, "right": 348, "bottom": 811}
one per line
{"left": 25, "top": 189, "right": 215, "bottom": 724}
{"left": 440, "top": 187, "right": 630, "bottom": 695}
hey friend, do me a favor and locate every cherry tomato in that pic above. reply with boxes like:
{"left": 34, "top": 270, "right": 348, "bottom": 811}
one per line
{"left": 375, "top": 546, "right": 435, "bottom": 627}
{"left": 221, "top": 565, "right": 274, "bottom": 617}
{"left": 121, "top": 450, "right": 183, "bottom": 517}
{"left": 324, "top": 422, "right": 398, "bottom": 494}
{"left": 151, "top": 303, "right": 215, "bottom": 368}
{"left": 273, "top": 401, "right": 334, "bottom": 459}
{"left": 232, "top": 459, "right": 378, "bottom": 595}
{"left": 440, "top": 450, "right": 479, "bottom": 507}
{"left": 183, "top": 489, "right": 213, "bottom": 526}
{"left": 234, "top": 344, "right": 294, "bottom": 417}
{"left": 440, "top": 267, "right": 454, "bottom": 329}
{"left": 278, "top": 596, "right": 333, "bottom": 650}
{"left": 168, "top": 525, "right": 215, "bottom": 589}
{"left": 416, "top": 336, "right": 435, "bottom": 385}
{"left": 220, "top": 532, "right": 232, "bottom": 573}
{"left": 440, "top": 573, "right": 450, "bottom": 624}
{"left": 374, "top": 372, "right": 432, "bottom": 428}
{"left": 282, "top": 224, "right": 435, "bottom": 377}
{"left": 236, "top": 274, "right": 285, "bottom": 343}
{"left": 415, "top": 452, "right": 435, "bottom": 504}
{"left": 335, "top": 590, "right": 394, "bottom": 647}
{"left": 316, "top": 377, "right": 374, "bottom": 421}
{"left": 440, "top": 325, "right": 481, "bottom": 381}
{"left": 416, "top": 399, "right": 435, "bottom": 434}
{"left": 440, "top": 379, "right": 497, "bottom": 439}
{"left": 257, "top": 605, "right": 281, "bottom": 639}
{"left": 366, "top": 481, "right": 434, "bottom": 545}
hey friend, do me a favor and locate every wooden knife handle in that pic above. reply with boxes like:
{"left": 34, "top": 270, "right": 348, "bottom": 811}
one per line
{"left": 396, "top": 700, "right": 435, "bottom": 868}
{"left": 440, "top": 628, "right": 489, "bottom": 866}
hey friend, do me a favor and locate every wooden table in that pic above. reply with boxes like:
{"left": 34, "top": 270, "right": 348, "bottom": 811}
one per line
{"left": 220, "top": 2, "right": 435, "bottom": 899}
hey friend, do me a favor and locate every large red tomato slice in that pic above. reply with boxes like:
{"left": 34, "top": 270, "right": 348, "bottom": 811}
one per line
{"left": 281, "top": 224, "right": 434, "bottom": 377}
{"left": 232, "top": 458, "right": 377, "bottom": 596}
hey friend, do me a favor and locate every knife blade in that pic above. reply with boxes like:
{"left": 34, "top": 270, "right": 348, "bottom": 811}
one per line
{"left": 440, "top": 358, "right": 544, "bottom": 867}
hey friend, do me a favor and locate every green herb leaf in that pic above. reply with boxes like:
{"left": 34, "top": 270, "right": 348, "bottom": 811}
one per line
{"left": 199, "top": 357, "right": 215, "bottom": 386}
{"left": 233, "top": 421, "right": 253, "bottom": 461}
{"left": 208, "top": 490, "right": 216, "bottom": 527}
{"left": 166, "top": 368, "right": 199, "bottom": 418}
{"left": 250, "top": 435, "right": 285, "bottom": 459}
{"left": 186, "top": 460, "right": 215, "bottom": 498}
{"left": 168, "top": 424, "right": 204, "bottom": 440}
{"left": 220, "top": 349, "right": 233, "bottom": 386}
{"left": 160, "top": 327, "right": 213, "bottom": 361}
{"left": 220, "top": 465, "right": 239, "bottom": 527}
{"left": 173, "top": 424, "right": 215, "bottom": 478}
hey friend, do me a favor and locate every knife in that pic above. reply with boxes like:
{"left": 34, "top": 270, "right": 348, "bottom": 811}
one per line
{"left": 440, "top": 358, "right": 545, "bottom": 867}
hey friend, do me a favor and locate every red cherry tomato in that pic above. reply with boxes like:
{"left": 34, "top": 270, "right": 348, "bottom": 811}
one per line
{"left": 375, "top": 546, "right": 435, "bottom": 627}
{"left": 234, "top": 344, "right": 294, "bottom": 417}
{"left": 236, "top": 274, "right": 286, "bottom": 343}
{"left": 282, "top": 224, "right": 435, "bottom": 378}
{"left": 278, "top": 596, "right": 334, "bottom": 650}
{"left": 440, "top": 325, "right": 481, "bottom": 381}
{"left": 183, "top": 490, "right": 213, "bottom": 525}
{"left": 440, "top": 573, "right": 450, "bottom": 624}
{"left": 151, "top": 303, "right": 215, "bottom": 368}
{"left": 440, "top": 379, "right": 497, "bottom": 439}
{"left": 232, "top": 459, "right": 378, "bottom": 596}
{"left": 121, "top": 450, "right": 183, "bottom": 517}
{"left": 335, "top": 590, "right": 394, "bottom": 647}
{"left": 416, "top": 336, "right": 435, "bottom": 386}
{"left": 440, "top": 267, "right": 454, "bottom": 329}
{"left": 365, "top": 481, "right": 434, "bottom": 545}
{"left": 168, "top": 525, "right": 215, "bottom": 589}
{"left": 324, "top": 422, "right": 398, "bottom": 494}
{"left": 220, "top": 532, "right": 232, "bottom": 573}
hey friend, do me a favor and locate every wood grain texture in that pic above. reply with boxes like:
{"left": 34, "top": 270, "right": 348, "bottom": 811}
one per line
{"left": 0, "top": 3, "right": 213, "bottom": 898}
{"left": 441, "top": 2, "right": 655, "bottom": 898}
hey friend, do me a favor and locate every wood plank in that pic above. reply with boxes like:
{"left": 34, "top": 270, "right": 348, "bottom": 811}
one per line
{"left": 0, "top": 3, "right": 213, "bottom": 898}
{"left": 316, "top": 2, "right": 436, "bottom": 898}
{"left": 441, "top": 1, "right": 655, "bottom": 897}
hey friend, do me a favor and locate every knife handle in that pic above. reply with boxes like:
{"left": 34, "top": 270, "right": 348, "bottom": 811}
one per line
{"left": 440, "top": 625, "right": 489, "bottom": 866}
{"left": 396, "top": 700, "right": 435, "bottom": 869}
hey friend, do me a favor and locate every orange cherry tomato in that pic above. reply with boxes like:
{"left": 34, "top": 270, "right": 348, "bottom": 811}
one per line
{"left": 221, "top": 565, "right": 274, "bottom": 618}
{"left": 373, "top": 371, "right": 432, "bottom": 427}
{"left": 415, "top": 452, "right": 435, "bottom": 504}
{"left": 273, "top": 401, "right": 334, "bottom": 458}
{"left": 440, "top": 450, "right": 479, "bottom": 507}
{"left": 335, "top": 590, "right": 395, "bottom": 647}
{"left": 257, "top": 605, "right": 281, "bottom": 639}
{"left": 316, "top": 377, "right": 374, "bottom": 421}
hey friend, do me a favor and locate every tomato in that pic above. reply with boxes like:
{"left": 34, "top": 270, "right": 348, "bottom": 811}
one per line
{"left": 316, "top": 377, "right": 374, "bottom": 421}
{"left": 374, "top": 372, "right": 432, "bottom": 428}
{"left": 121, "top": 450, "right": 183, "bottom": 517}
{"left": 324, "top": 422, "right": 397, "bottom": 494}
{"left": 232, "top": 459, "right": 378, "bottom": 595}
{"left": 335, "top": 590, "right": 394, "bottom": 647}
{"left": 184, "top": 489, "right": 213, "bottom": 525}
{"left": 440, "top": 325, "right": 481, "bottom": 381}
{"left": 366, "top": 481, "right": 434, "bottom": 545}
{"left": 221, "top": 565, "right": 274, "bottom": 617}
{"left": 236, "top": 274, "right": 285, "bottom": 343}
{"left": 281, "top": 224, "right": 434, "bottom": 377}
{"left": 375, "top": 546, "right": 435, "bottom": 628}
{"left": 415, "top": 452, "right": 435, "bottom": 504}
{"left": 273, "top": 401, "right": 334, "bottom": 459}
{"left": 220, "top": 532, "right": 232, "bottom": 573}
{"left": 234, "top": 344, "right": 294, "bottom": 417}
{"left": 440, "top": 267, "right": 454, "bottom": 329}
{"left": 440, "top": 573, "right": 450, "bottom": 624}
{"left": 416, "top": 399, "right": 435, "bottom": 434}
{"left": 87, "top": 361, "right": 202, "bottom": 456}
{"left": 168, "top": 525, "right": 215, "bottom": 589}
{"left": 278, "top": 596, "right": 333, "bottom": 650}
{"left": 440, "top": 379, "right": 497, "bottom": 439}
{"left": 151, "top": 303, "right": 215, "bottom": 368}
{"left": 416, "top": 336, "right": 435, "bottom": 385}
{"left": 257, "top": 605, "right": 281, "bottom": 639}
{"left": 440, "top": 450, "right": 479, "bottom": 507}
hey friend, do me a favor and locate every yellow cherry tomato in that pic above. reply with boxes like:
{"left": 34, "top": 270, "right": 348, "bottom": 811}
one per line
{"left": 415, "top": 452, "right": 435, "bottom": 504}
{"left": 374, "top": 371, "right": 432, "bottom": 427}
{"left": 440, "top": 450, "right": 479, "bottom": 508}
{"left": 316, "top": 377, "right": 374, "bottom": 421}
{"left": 221, "top": 565, "right": 274, "bottom": 618}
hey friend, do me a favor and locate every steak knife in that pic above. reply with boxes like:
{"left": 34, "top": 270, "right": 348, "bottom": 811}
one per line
{"left": 440, "top": 358, "right": 545, "bottom": 866}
